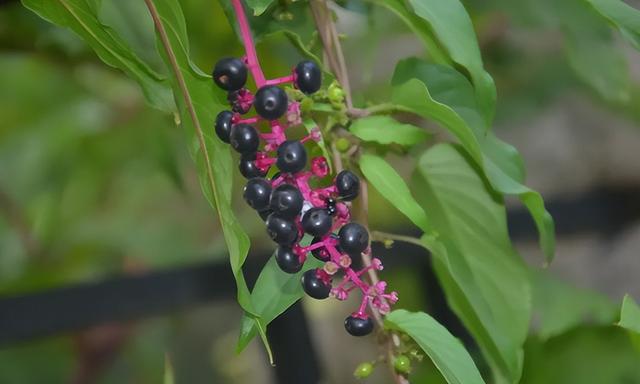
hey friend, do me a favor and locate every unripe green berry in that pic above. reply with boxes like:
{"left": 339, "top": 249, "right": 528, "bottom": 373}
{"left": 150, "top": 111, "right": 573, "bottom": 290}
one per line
{"left": 354, "top": 362, "right": 374, "bottom": 379}
{"left": 300, "top": 97, "right": 314, "bottom": 113}
{"left": 328, "top": 82, "right": 345, "bottom": 104}
{"left": 394, "top": 355, "right": 411, "bottom": 374}
{"left": 335, "top": 137, "right": 350, "bottom": 153}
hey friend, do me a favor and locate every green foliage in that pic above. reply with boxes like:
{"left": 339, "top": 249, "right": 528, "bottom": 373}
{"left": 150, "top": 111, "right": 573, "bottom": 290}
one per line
{"left": 521, "top": 327, "right": 640, "bottom": 384}
{"left": 403, "top": 0, "right": 497, "bottom": 124}
{"left": 583, "top": 0, "right": 640, "bottom": 50}
{"left": 392, "top": 58, "right": 555, "bottom": 263}
{"left": 349, "top": 116, "right": 430, "bottom": 147}
{"left": 385, "top": 309, "right": 486, "bottom": 384}
{"left": 414, "top": 144, "right": 530, "bottom": 384}
{"left": 359, "top": 154, "right": 430, "bottom": 232}
{"left": 619, "top": 295, "right": 640, "bottom": 334}
{"left": 235, "top": 256, "right": 322, "bottom": 354}
{"left": 531, "top": 270, "right": 617, "bottom": 340}
{"left": 21, "top": 0, "right": 174, "bottom": 112}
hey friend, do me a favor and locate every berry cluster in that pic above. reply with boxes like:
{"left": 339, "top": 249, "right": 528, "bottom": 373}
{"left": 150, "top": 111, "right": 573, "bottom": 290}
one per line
{"left": 212, "top": 55, "right": 397, "bottom": 336}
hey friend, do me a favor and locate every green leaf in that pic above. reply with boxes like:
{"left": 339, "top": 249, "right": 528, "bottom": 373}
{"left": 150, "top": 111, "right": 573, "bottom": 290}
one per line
{"left": 359, "top": 154, "right": 429, "bottom": 232}
{"left": 22, "top": 0, "right": 174, "bottom": 112}
{"left": 392, "top": 58, "right": 555, "bottom": 263}
{"left": 404, "top": 0, "right": 497, "bottom": 124}
{"left": 385, "top": 309, "right": 486, "bottom": 384}
{"left": 531, "top": 269, "right": 617, "bottom": 340}
{"left": 618, "top": 295, "right": 640, "bottom": 334}
{"left": 367, "top": 0, "right": 449, "bottom": 64}
{"left": 563, "top": 0, "right": 630, "bottom": 102}
{"left": 582, "top": 0, "right": 640, "bottom": 50}
{"left": 349, "top": 116, "right": 430, "bottom": 147}
{"left": 245, "top": 0, "right": 272, "bottom": 16}
{"left": 236, "top": 256, "right": 323, "bottom": 355}
{"left": 521, "top": 327, "right": 640, "bottom": 384}
{"left": 414, "top": 144, "right": 531, "bottom": 384}
{"left": 145, "top": 0, "right": 257, "bottom": 321}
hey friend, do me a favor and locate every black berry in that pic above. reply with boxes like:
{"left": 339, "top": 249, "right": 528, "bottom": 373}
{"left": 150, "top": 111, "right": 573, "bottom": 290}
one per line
{"left": 214, "top": 110, "right": 233, "bottom": 143}
{"left": 239, "top": 153, "right": 267, "bottom": 179}
{"left": 243, "top": 178, "right": 272, "bottom": 211}
{"left": 277, "top": 140, "right": 307, "bottom": 174}
{"left": 266, "top": 213, "right": 298, "bottom": 245}
{"left": 254, "top": 85, "right": 288, "bottom": 120}
{"left": 213, "top": 57, "right": 247, "bottom": 91}
{"left": 301, "top": 269, "right": 331, "bottom": 299}
{"left": 338, "top": 222, "right": 369, "bottom": 255}
{"left": 344, "top": 315, "right": 374, "bottom": 336}
{"left": 325, "top": 198, "right": 337, "bottom": 216}
{"left": 335, "top": 170, "right": 360, "bottom": 201}
{"left": 229, "top": 124, "right": 259, "bottom": 154}
{"left": 302, "top": 208, "right": 332, "bottom": 237}
{"left": 295, "top": 60, "right": 322, "bottom": 94}
{"left": 269, "top": 184, "right": 303, "bottom": 219}
{"left": 275, "top": 246, "right": 303, "bottom": 274}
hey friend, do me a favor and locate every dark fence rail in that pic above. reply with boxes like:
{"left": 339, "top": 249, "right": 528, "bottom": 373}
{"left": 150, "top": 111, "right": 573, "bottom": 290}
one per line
{"left": 0, "top": 185, "right": 639, "bottom": 383}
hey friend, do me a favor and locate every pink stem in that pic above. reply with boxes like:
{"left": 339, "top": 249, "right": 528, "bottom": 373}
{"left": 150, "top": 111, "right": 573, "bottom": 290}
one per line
{"left": 231, "top": 0, "right": 266, "bottom": 86}
{"left": 235, "top": 116, "right": 261, "bottom": 125}
{"left": 265, "top": 74, "right": 296, "bottom": 86}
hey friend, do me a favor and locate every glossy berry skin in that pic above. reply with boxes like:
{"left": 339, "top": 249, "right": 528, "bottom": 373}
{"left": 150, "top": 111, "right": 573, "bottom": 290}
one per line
{"left": 335, "top": 170, "right": 360, "bottom": 201}
{"left": 301, "top": 269, "right": 331, "bottom": 299}
{"left": 294, "top": 60, "right": 322, "bottom": 94}
{"left": 243, "top": 178, "right": 272, "bottom": 211}
{"left": 239, "top": 153, "right": 267, "bottom": 179}
{"left": 269, "top": 184, "right": 303, "bottom": 219}
{"left": 275, "top": 246, "right": 303, "bottom": 274}
{"left": 345, "top": 315, "right": 374, "bottom": 336}
{"left": 229, "top": 124, "right": 259, "bottom": 154}
{"left": 254, "top": 85, "right": 288, "bottom": 120}
{"left": 338, "top": 222, "right": 369, "bottom": 256}
{"left": 213, "top": 57, "right": 247, "bottom": 91}
{"left": 302, "top": 208, "right": 332, "bottom": 237}
{"left": 214, "top": 110, "right": 233, "bottom": 143}
{"left": 277, "top": 140, "right": 307, "bottom": 174}
{"left": 266, "top": 213, "right": 298, "bottom": 245}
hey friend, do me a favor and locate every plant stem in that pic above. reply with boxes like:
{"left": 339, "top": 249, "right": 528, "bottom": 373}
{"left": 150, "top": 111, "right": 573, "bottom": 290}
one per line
{"left": 371, "top": 230, "right": 424, "bottom": 248}
{"left": 230, "top": 0, "right": 266, "bottom": 86}
{"left": 311, "top": 2, "right": 408, "bottom": 382}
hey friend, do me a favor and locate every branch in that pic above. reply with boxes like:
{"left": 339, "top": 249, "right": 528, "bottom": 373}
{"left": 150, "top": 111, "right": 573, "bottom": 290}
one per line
{"left": 311, "top": 2, "right": 407, "bottom": 382}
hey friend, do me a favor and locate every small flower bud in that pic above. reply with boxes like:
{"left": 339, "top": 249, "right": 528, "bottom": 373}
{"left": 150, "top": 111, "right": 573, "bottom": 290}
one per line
{"left": 394, "top": 355, "right": 411, "bottom": 374}
{"left": 353, "top": 362, "right": 374, "bottom": 379}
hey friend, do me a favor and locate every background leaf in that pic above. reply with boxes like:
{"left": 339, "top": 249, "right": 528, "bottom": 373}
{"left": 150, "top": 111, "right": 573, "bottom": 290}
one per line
{"left": 618, "top": 294, "right": 640, "bottom": 334}
{"left": 385, "top": 309, "right": 486, "bottom": 384}
{"left": 414, "top": 144, "right": 530, "bottom": 384}
{"left": 531, "top": 269, "right": 617, "bottom": 340}
{"left": 583, "top": 0, "right": 640, "bottom": 50}
{"left": 350, "top": 115, "right": 430, "bottom": 147}
{"left": 22, "top": 0, "right": 174, "bottom": 112}
{"left": 392, "top": 58, "right": 555, "bottom": 262}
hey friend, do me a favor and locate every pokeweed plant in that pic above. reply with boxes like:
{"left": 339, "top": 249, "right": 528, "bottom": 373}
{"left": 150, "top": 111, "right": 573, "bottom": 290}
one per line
{"left": 19, "top": 0, "right": 640, "bottom": 382}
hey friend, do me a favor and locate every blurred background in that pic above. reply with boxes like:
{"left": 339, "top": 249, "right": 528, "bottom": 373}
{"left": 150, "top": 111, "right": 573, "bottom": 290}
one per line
{"left": 1, "top": 0, "right": 639, "bottom": 383}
